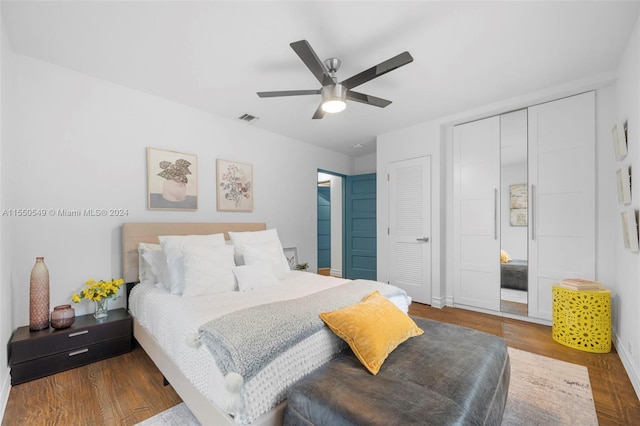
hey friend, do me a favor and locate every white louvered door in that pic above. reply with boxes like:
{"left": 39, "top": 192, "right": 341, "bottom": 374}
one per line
{"left": 388, "top": 156, "right": 431, "bottom": 304}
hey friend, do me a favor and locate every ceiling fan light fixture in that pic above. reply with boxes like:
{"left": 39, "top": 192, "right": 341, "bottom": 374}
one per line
{"left": 321, "top": 84, "right": 347, "bottom": 113}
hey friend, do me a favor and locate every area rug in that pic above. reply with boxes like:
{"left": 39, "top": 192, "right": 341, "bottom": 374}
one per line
{"left": 136, "top": 347, "right": 598, "bottom": 425}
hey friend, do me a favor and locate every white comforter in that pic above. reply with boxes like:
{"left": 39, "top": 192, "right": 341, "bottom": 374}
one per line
{"left": 129, "top": 271, "right": 410, "bottom": 424}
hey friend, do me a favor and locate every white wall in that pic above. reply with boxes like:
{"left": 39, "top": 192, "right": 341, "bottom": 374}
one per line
{"left": 613, "top": 14, "right": 640, "bottom": 397}
{"left": 353, "top": 152, "right": 376, "bottom": 174}
{"left": 3, "top": 54, "right": 353, "bottom": 326}
{"left": 0, "top": 7, "right": 13, "bottom": 417}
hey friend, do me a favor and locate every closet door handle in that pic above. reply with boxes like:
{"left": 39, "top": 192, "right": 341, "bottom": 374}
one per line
{"left": 531, "top": 184, "right": 536, "bottom": 240}
{"left": 494, "top": 188, "right": 498, "bottom": 240}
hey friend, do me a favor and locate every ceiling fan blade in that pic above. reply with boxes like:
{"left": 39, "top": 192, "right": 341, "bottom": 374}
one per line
{"left": 290, "top": 40, "right": 333, "bottom": 86}
{"left": 312, "top": 102, "right": 325, "bottom": 119}
{"left": 341, "top": 51, "right": 414, "bottom": 90}
{"left": 347, "top": 91, "right": 392, "bottom": 108}
{"left": 257, "top": 89, "right": 320, "bottom": 98}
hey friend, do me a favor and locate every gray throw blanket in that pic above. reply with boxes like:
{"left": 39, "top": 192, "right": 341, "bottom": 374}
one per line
{"left": 198, "top": 279, "right": 407, "bottom": 384}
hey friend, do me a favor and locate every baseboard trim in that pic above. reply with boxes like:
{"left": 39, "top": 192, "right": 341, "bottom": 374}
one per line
{"left": 0, "top": 368, "right": 11, "bottom": 423}
{"left": 614, "top": 331, "right": 640, "bottom": 399}
{"left": 330, "top": 268, "right": 342, "bottom": 277}
{"left": 430, "top": 296, "right": 446, "bottom": 309}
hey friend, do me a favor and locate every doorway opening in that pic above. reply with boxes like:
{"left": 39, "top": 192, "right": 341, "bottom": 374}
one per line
{"left": 317, "top": 171, "right": 344, "bottom": 278}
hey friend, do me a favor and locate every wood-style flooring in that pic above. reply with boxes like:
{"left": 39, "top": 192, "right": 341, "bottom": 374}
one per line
{"left": 2, "top": 304, "right": 639, "bottom": 425}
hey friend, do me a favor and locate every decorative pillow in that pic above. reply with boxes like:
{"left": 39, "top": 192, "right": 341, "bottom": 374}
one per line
{"left": 158, "top": 233, "right": 226, "bottom": 295}
{"left": 233, "top": 264, "right": 280, "bottom": 292}
{"left": 138, "top": 243, "right": 161, "bottom": 285}
{"left": 242, "top": 240, "right": 290, "bottom": 279}
{"left": 182, "top": 245, "right": 236, "bottom": 297}
{"left": 319, "top": 291, "right": 424, "bottom": 375}
{"left": 500, "top": 249, "right": 512, "bottom": 263}
{"left": 141, "top": 248, "right": 170, "bottom": 289}
{"left": 228, "top": 229, "right": 289, "bottom": 272}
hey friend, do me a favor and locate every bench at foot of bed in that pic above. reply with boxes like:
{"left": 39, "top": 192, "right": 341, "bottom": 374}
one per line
{"left": 284, "top": 316, "right": 510, "bottom": 426}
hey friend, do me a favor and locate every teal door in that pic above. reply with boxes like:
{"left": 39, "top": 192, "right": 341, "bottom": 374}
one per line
{"left": 344, "top": 173, "right": 376, "bottom": 279}
{"left": 317, "top": 186, "right": 331, "bottom": 269}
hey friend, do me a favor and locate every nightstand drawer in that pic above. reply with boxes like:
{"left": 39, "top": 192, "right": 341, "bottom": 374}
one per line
{"left": 9, "top": 309, "right": 131, "bottom": 364}
{"left": 10, "top": 336, "right": 131, "bottom": 385}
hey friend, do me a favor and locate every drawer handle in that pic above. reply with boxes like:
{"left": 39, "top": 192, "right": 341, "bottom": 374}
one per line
{"left": 68, "top": 348, "right": 89, "bottom": 357}
{"left": 68, "top": 330, "right": 89, "bottom": 338}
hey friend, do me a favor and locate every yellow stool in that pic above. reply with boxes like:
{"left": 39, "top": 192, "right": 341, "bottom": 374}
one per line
{"left": 552, "top": 285, "right": 611, "bottom": 353}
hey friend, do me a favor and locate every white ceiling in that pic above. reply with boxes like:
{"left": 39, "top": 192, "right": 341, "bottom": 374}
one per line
{"left": 2, "top": 1, "right": 639, "bottom": 157}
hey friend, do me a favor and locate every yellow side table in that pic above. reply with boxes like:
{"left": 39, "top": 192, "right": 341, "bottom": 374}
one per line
{"left": 552, "top": 285, "right": 611, "bottom": 353}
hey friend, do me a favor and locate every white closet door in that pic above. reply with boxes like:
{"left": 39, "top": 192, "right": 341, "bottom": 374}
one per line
{"left": 453, "top": 116, "right": 501, "bottom": 311}
{"left": 528, "top": 91, "right": 595, "bottom": 321}
{"left": 388, "top": 156, "right": 432, "bottom": 304}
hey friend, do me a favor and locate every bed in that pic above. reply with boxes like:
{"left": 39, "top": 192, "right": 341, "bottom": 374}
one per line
{"left": 122, "top": 222, "right": 412, "bottom": 425}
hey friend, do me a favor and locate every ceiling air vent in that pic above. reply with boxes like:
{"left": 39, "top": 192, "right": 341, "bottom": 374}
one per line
{"left": 238, "top": 113, "right": 259, "bottom": 123}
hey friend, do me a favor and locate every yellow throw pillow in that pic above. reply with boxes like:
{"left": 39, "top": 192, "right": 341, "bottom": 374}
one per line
{"left": 500, "top": 249, "right": 511, "bottom": 263}
{"left": 319, "top": 290, "right": 424, "bottom": 375}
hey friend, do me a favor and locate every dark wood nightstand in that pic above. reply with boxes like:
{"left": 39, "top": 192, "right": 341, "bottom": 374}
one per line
{"left": 8, "top": 308, "right": 132, "bottom": 385}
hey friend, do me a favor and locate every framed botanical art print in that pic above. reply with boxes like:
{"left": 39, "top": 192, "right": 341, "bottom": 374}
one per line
{"left": 616, "top": 166, "right": 632, "bottom": 205}
{"left": 283, "top": 246, "right": 299, "bottom": 270}
{"left": 612, "top": 123, "right": 628, "bottom": 161}
{"left": 621, "top": 208, "right": 639, "bottom": 252}
{"left": 216, "top": 159, "right": 253, "bottom": 212}
{"left": 147, "top": 148, "right": 197, "bottom": 210}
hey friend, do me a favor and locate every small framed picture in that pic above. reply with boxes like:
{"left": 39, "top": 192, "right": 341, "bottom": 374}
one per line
{"left": 509, "top": 184, "right": 527, "bottom": 226}
{"left": 216, "top": 159, "right": 253, "bottom": 212}
{"left": 147, "top": 148, "right": 197, "bottom": 210}
{"left": 283, "top": 246, "right": 299, "bottom": 270}
{"left": 621, "top": 209, "right": 639, "bottom": 252}
{"left": 612, "top": 123, "right": 628, "bottom": 161}
{"left": 616, "top": 166, "right": 632, "bottom": 205}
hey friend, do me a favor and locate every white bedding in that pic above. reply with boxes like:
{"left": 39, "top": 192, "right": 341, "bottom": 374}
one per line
{"left": 129, "top": 271, "right": 410, "bottom": 424}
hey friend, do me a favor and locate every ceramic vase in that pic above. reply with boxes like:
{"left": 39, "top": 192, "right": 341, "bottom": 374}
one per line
{"left": 162, "top": 179, "right": 187, "bottom": 202}
{"left": 94, "top": 298, "right": 108, "bottom": 320}
{"left": 29, "top": 257, "right": 50, "bottom": 331}
{"left": 51, "top": 304, "right": 75, "bottom": 329}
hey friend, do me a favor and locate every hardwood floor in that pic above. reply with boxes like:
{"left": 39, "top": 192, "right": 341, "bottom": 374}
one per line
{"left": 2, "top": 344, "right": 182, "bottom": 426}
{"left": 2, "top": 304, "right": 639, "bottom": 425}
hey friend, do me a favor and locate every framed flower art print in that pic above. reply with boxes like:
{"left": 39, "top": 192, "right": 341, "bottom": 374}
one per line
{"left": 216, "top": 159, "right": 253, "bottom": 212}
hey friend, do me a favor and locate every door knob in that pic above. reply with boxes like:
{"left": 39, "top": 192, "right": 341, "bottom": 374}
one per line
{"left": 416, "top": 237, "right": 430, "bottom": 242}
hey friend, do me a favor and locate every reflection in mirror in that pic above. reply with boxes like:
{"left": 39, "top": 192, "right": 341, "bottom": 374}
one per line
{"left": 500, "top": 110, "right": 528, "bottom": 316}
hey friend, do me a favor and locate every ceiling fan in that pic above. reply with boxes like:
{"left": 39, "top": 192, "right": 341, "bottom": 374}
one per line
{"left": 257, "top": 40, "right": 413, "bottom": 119}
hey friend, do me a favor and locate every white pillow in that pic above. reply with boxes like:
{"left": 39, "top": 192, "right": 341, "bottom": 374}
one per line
{"left": 242, "top": 240, "right": 291, "bottom": 279}
{"left": 142, "top": 249, "right": 170, "bottom": 290}
{"left": 138, "top": 243, "right": 161, "bottom": 285}
{"left": 228, "top": 229, "right": 285, "bottom": 266}
{"left": 158, "top": 233, "right": 226, "bottom": 295}
{"left": 233, "top": 264, "right": 280, "bottom": 292}
{"left": 182, "top": 245, "right": 236, "bottom": 297}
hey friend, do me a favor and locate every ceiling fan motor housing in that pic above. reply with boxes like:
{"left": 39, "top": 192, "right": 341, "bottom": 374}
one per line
{"left": 321, "top": 83, "right": 347, "bottom": 113}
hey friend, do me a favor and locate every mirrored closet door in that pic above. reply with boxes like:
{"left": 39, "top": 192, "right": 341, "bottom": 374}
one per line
{"left": 499, "top": 110, "right": 528, "bottom": 316}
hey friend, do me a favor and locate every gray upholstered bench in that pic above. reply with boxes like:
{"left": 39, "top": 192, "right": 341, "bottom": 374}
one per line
{"left": 284, "top": 316, "right": 510, "bottom": 425}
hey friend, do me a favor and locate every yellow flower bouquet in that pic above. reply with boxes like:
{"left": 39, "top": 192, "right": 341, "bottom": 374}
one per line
{"left": 72, "top": 278, "right": 124, "bottom": 319}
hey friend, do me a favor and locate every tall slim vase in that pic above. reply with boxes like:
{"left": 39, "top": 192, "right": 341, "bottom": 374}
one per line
{"left": 29, "top": 257, "right": 50, "bottom": 330}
